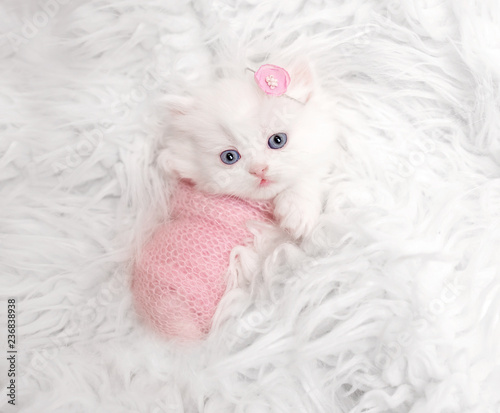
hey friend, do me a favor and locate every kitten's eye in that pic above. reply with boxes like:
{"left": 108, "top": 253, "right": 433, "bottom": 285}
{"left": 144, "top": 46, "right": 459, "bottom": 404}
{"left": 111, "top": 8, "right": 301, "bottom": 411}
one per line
{"left": 268, "top": 133, "right": 287, "bottom": 149}
{"left": 220, "top": 149, "right": 241, "bottom": 165}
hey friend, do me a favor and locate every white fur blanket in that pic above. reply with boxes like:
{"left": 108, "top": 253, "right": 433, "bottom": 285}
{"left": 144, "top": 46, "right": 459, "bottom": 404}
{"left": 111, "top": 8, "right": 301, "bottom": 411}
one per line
{"left": 1, "top": 0, "right": 500, "bottom": 412}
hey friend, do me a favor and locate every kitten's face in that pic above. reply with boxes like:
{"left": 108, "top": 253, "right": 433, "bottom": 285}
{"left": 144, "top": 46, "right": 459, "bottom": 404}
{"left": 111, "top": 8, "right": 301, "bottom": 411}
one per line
{"left": 163, "top": 67, "right": 334, "bottom": 200}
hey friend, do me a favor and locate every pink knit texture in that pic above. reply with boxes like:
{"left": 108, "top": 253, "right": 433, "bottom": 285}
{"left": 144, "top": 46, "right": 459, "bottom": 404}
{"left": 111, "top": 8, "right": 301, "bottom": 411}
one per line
{"left": 132, "top": 180, "right": 273, "bottom": 340}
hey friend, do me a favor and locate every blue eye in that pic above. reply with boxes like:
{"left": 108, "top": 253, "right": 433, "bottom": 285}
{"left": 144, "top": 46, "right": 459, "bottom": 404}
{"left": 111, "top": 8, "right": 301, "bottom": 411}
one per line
{"left": 220, "top": 149, "right": 240, "bottom": 165}
{"left": 268, "top": 133, "right": 287, "bottom": 149}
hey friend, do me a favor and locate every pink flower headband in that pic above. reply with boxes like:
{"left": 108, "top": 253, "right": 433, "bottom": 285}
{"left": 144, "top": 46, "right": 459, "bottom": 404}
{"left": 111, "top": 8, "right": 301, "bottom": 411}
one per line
{"left": 247, "top": 64, "right": 304, "bottom": 105}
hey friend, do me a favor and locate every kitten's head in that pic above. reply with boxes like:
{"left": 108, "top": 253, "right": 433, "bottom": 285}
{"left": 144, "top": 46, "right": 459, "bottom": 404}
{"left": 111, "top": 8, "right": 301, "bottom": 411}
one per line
{"left": 160, "top": 61, "right": 335, "bottom": 200}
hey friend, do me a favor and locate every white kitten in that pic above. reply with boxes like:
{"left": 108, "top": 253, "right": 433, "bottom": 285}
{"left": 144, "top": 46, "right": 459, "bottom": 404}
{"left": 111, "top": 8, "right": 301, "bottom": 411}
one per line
{"left": 159, "top": 61, "right": 337, "bottom": 239}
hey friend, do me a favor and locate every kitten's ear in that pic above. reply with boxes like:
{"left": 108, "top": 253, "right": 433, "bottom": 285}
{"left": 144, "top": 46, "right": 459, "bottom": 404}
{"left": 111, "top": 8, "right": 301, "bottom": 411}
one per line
{"left": 161, "top": 95, "right": 197, "bottom": 134}
{"left": 160, "top": 95, "right": 195, "bottom": 117}
{"left": 288, "top": 60, "right": 315, "bottom": 104}
{"left": 157, "top": 95, "right": 198, "bottom": 179}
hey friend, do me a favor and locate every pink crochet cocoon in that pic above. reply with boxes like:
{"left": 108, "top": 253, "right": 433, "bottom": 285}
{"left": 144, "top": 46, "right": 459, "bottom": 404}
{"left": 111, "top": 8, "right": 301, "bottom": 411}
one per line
{"left": 132, "top": 180, "right": 273, "bottom": 340}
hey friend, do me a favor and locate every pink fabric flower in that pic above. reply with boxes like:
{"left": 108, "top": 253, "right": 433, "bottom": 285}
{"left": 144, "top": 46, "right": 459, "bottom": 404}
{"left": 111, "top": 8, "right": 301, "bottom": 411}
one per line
{"left": 254, "top": 64, "right": 290, "bottom": 96}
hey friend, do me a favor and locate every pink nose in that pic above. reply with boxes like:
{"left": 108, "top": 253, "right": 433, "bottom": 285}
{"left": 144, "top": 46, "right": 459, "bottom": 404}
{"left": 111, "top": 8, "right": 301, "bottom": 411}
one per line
{"left": 249, "top": 165, "right": 269, "bottom": 179}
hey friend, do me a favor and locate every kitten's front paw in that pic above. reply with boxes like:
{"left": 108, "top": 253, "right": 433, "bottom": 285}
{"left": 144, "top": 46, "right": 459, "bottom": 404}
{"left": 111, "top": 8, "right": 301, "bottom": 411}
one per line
{"left": 273, "top": 193, "right": 321, "bottom": 239}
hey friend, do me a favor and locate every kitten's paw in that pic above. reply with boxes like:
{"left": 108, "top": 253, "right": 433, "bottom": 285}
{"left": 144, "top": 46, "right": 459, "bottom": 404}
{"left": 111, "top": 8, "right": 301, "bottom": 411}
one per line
{"left": 273, "top": 193, "right": 321, "bottom": 239}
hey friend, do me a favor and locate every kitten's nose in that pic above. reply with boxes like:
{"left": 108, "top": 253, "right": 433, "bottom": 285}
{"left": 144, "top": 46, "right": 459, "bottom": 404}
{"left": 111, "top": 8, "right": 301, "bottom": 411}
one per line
{"left": 249, "top": 164, "right": 269, "bottom": 179}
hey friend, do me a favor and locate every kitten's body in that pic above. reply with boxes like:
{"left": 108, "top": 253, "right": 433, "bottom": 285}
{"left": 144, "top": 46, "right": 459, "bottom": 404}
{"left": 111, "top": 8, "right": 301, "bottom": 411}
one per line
{"left": 160, "top": 62, "right": 337, "bottom": 238}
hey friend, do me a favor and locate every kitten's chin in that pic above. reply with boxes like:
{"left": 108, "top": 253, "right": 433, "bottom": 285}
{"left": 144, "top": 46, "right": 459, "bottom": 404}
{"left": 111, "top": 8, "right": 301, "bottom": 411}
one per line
{"left": 258, "top": 179, "right": 272, "bottom": 188}
{"left": 245, "top": 182, "right": 286, "bottom": 201}
{"left": 196, "top": 179, "right": 286, "bottom": 201}
{"left": 222, "top": 185, "right": 280, "bottom": 201}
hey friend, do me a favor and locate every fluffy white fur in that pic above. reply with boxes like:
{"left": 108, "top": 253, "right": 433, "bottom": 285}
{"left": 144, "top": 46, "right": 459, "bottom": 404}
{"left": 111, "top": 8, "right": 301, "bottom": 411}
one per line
{"left": 1, "top": 0, "right": 500, "bottom": 412}
{"left": 160, "top": 61, "right": 337, "bottom": 238}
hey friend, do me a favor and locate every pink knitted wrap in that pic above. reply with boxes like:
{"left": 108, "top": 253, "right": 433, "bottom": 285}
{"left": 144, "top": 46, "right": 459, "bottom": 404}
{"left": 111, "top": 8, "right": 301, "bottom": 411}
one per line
{"left": 132, "top": 180, "right": 273, "bottom": 340}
